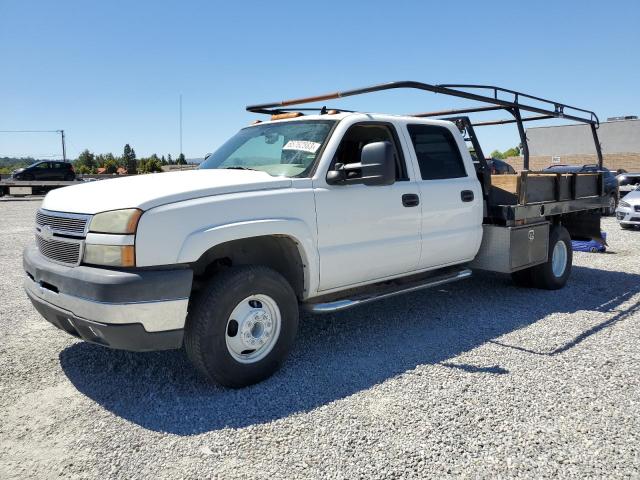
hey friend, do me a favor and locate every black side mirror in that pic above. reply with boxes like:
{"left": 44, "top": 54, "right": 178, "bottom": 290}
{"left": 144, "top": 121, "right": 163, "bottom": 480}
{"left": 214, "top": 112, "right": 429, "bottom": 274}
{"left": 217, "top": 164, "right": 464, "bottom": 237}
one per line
{"left": 360, "top": 141, "right": 396, "bottom": 186}
{"left": 326, "top": 141, "right": 396, "bottom": 186}
{"left": 204, "top": 153, "right": 212, "bottom": 161}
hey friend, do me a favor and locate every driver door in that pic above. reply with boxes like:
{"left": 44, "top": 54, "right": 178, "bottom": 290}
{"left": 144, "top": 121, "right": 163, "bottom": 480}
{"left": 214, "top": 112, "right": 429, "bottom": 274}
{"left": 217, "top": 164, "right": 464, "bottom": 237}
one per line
{"left": 313, "top": 123, "right": 421, "bottom": 291}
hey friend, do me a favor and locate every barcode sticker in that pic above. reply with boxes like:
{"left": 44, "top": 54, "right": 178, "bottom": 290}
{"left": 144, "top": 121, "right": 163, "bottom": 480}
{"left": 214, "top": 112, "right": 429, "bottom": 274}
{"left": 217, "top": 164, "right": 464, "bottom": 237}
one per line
{"left": 283, "top": 140, "right": 321, "bottom": 153}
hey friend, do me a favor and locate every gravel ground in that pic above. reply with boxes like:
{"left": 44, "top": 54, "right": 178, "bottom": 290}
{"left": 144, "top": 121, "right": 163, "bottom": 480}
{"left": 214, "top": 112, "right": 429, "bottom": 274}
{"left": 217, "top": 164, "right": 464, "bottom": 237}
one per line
{"left": 1, "top": 198, "right": 639, "bottom": 479}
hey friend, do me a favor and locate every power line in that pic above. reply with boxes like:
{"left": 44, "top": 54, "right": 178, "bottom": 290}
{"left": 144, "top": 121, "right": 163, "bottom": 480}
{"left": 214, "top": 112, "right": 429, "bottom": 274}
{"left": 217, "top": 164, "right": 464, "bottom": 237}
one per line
{"left": 0, "top": 129, "right": 67, "bottom": 162}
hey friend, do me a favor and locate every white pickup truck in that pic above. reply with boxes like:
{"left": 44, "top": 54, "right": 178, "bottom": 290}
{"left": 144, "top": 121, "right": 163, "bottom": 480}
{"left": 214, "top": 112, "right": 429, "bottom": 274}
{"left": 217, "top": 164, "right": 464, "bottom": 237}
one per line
{"left": 24, "top": 82, "right": 608, "bottom": 387}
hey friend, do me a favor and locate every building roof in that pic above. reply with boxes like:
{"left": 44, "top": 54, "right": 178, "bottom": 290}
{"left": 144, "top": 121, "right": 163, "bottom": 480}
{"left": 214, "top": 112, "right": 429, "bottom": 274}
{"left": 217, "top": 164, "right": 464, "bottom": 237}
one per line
{"left": 526, "top": 119, "right": 640, "bottom": 156}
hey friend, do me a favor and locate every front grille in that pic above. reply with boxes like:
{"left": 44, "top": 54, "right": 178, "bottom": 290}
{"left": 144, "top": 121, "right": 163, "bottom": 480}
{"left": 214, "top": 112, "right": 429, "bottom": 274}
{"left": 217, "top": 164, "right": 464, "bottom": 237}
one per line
{"left": 36, "top": 235, "right": 82, "bottom": 265}
{"left": 36, "top": 210, "right": 89, "bottom": 235}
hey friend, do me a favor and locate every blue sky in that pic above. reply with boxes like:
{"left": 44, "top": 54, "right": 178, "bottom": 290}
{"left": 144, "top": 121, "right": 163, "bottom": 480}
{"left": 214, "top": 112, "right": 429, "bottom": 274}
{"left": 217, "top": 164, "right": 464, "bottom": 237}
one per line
{"left": 1, "top": 0, "right": 639, "bottom": 160}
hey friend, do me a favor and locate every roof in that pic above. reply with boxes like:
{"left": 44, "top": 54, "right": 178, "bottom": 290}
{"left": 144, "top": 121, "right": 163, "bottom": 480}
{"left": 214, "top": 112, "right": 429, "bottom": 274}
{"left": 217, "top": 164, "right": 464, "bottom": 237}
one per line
{"left": 527, "top": 119, "right": 640, "bottom": 156}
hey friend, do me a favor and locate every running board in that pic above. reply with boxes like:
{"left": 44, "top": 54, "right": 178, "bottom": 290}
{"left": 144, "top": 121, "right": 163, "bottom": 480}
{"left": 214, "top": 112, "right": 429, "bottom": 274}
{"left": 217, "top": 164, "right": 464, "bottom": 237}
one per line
{"left": 305, "top": 268, "right": 472, "bottom": 314}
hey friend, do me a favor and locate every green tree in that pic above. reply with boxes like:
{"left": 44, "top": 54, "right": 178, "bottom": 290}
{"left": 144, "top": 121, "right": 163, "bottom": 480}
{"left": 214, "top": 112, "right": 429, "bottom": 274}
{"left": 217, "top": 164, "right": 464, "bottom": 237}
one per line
{"left": 75, "top": 149, "right": 97, "bottom": 173}
{"left": 502, "top": 146, "right": 521, "bottom": 158}
{"left": 161, "top": 155, "right": 167, "bottom": 165}
{"left": 103, "top": 158, "right": 119, "bottom": 174}
{"left": 167, "top": 154, "right": 173, "bottom": 165}
{"left": 490, "top": 149, "right": 505, "bottom": 160}
{"left": 176, "top": 153, "right": 186, "bottom": 165}
{"left": 123, "top": 144, "right": 137, "bottom": 174}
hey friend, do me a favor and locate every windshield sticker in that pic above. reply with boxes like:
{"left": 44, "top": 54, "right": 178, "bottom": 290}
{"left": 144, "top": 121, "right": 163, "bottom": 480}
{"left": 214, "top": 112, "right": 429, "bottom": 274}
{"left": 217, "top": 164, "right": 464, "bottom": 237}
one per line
{"left": 283, "top": 140, "right": 321, "bottom": 154}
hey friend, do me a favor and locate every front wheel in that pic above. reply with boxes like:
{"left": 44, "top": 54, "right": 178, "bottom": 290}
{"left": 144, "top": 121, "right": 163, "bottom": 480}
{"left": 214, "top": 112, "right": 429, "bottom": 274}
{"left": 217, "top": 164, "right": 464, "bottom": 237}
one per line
{"left": 185, "top": 266, "right": 299, "bottom": 388}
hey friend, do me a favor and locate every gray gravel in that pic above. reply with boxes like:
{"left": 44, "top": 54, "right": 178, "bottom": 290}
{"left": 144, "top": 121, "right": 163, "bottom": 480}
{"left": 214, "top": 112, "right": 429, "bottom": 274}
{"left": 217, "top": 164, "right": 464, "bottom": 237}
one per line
{"left": 1, "top": 199, "right": 639, "bottom": 479}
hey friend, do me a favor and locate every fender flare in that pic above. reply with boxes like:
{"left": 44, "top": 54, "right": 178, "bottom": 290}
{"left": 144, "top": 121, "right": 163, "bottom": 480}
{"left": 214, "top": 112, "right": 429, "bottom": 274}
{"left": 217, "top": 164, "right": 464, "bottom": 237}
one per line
{"left": 177, "top": 218, "right": 319, "bottom": 298}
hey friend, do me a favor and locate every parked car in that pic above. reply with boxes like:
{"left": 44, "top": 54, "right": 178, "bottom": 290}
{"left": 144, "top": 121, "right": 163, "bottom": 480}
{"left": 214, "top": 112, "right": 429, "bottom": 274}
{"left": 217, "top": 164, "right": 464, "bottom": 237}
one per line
{"left": 617, "top": 172, "right": 640, "bottom": 198}
{"left": 544, "top": 164, "right": 619, "bottom": 215}
{"left": 12, "top": 161, "right": 76, "bottom": 181}
{"left": 485, "top": 158, "right": 516, "bottom": 174}
{"left": 616, "top": 186, "right": 640, "bottom": 229}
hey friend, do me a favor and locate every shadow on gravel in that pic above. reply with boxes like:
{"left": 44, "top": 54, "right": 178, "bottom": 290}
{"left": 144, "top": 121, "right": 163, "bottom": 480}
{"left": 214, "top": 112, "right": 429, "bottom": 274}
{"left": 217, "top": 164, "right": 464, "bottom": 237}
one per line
{"left": 59, "top": 265, "right": 640, "bottom": 435}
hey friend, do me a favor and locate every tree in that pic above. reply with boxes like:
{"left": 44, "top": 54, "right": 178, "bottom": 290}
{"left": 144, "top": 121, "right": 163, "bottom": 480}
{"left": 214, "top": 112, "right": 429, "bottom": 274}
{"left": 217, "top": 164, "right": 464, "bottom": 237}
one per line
{"left": 176, "top": 153, "right": 186, "bottom": 165}
{"left": 490, "top": 150, "right": 505, "bottom": 160}
{"left": 502, "top": 146, "right": 521, "bottom": 158}
{"left": 123, "top": 144, "right": 137, "bottom": 174}
{"left": 103, "top": 158, "right": 119, "bottom": 174}
{"left": 75, "top": 149, "right": 97, "bottom": 173}
{"left": 161, "top": 155, "right": 167, "bottom": 166}
{"left": 167, "top": 154, "right": 173, "bottom": 165}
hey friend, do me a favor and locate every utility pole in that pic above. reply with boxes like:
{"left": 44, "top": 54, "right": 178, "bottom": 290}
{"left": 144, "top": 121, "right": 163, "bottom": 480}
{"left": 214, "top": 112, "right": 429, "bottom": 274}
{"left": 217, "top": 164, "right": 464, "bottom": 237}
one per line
{"left": 179, "top": 94, "right": 183, "bottom": 156}
{"left": 59, "top": 130, "right": 67, "bottom": 162}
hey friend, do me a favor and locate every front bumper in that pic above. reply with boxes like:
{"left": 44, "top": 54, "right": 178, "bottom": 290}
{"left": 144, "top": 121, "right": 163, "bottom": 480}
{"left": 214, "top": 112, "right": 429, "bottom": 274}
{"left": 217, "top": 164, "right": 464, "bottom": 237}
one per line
{"left": 23, "top": 244, "right": 193, "bottom": 351}
{"left": 616, "top": 205, "right": 640, "bottom": 225}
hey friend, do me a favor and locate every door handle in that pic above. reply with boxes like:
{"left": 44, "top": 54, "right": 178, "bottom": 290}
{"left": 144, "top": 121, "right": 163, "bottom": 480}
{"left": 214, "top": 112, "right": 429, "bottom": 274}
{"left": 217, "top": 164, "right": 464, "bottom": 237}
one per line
{"left": 461, "top": 190, "right": 474, "bottom": 202}
{"left": 402, "top": 193, "right": 420, "bottom": 207}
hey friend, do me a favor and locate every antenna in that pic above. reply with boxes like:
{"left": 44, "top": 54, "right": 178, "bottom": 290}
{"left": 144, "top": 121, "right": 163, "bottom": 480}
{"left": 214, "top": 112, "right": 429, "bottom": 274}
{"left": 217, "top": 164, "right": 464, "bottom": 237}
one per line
{"left": 179, "top": 94, "right": 183, "bottom": 156}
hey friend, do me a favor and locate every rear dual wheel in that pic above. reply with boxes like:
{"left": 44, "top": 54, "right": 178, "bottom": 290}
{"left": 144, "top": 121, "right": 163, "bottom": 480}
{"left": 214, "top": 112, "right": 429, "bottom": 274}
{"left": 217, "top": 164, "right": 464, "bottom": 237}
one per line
{"left": 511, "top": 225, "right": 572, "bottom": 290}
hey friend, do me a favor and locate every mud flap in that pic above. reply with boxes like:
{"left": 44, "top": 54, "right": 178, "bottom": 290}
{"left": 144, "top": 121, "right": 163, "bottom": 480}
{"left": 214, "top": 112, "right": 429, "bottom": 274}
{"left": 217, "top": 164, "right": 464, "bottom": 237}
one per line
{"left": 561, "top": 210, "right": 606, "bottom": 245}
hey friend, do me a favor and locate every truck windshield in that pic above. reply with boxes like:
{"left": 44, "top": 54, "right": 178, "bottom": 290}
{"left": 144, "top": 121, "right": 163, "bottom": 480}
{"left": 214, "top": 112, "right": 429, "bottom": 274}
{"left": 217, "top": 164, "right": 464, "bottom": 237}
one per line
{"left": 199, "top": 120, "right": 336, "bottom": 177}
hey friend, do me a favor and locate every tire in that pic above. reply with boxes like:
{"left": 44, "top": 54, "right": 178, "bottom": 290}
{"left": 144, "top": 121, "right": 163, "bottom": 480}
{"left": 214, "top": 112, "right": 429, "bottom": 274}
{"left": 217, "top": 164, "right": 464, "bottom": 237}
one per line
{"left": 64, "top": 173, "right": 75, "bottom": 181}
{"left": 511, "top": 267, "right": 535, "bottom": 287}
{"left": 604, "top": 194, "right": 617, "bottom": 216}
{"left": 530, "top": 225, "right": 573, "bottom": 290}
{"left": 22, "top": 173, "right": 34, "bottom": 181}
{"left": 184, "top": 266, "right": 299, "bottom": 388}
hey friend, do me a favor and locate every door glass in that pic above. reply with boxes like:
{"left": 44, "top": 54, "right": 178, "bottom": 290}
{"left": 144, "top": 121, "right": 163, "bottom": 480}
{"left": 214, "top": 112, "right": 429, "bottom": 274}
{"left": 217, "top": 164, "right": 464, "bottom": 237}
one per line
{"left": 407, "top": 125, "right": 467, "bottom": 180}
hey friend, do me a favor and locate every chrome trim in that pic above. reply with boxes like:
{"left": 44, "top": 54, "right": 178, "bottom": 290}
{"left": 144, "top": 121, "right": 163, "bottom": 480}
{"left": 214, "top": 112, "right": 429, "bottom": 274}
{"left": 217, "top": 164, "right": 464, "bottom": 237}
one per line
{"left": 35, "top": 233, "right": 84, "bottom": 267}
{"left": 305, "top": 269, "right": 472, "bottom": 313}
{"left": 24, "top": 276, "right": 188, "bottom": 332}
{"left": 36, "top": 208, "right": 92, "bottom": 237}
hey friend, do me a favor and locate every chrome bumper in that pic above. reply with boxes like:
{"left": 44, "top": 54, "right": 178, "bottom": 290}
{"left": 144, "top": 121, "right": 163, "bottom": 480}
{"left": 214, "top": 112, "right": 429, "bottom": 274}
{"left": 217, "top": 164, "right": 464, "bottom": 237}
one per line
{"left": 24, "top": 275, "right": 188, "bottom": 332}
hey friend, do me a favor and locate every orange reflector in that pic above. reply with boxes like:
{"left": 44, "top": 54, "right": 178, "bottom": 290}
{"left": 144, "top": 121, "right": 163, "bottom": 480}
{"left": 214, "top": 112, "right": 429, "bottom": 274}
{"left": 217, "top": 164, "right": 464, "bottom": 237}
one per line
{"left": 126, "top": 209, "right": 143, "bottom": 234}
{"left": 270, "top": 112, "right": 303, "bottom": 121}
{"left": 121, "top": 246, "right": 136, "bottom": 267}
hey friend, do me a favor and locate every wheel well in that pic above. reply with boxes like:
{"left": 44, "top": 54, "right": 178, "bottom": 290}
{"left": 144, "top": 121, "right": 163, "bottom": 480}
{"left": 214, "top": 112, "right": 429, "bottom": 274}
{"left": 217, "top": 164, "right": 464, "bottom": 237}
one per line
{"left": 191, "top": 236, "right": 306, "bottom": 299}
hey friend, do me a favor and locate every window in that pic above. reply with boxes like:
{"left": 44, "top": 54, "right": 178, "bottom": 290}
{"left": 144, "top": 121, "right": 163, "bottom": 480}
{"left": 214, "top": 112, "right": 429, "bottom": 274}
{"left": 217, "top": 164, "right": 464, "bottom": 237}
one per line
{"left": 407, "top": 125, "right": 467, "bottom": 180}
{"left": 35, "top": 162, "right": 50, "bottom": 169}
{"left": 200, "top": 120, "right": 335, "bottom": 178}
{"left": 333, "top": 123, "right": 408, "bottom": 181}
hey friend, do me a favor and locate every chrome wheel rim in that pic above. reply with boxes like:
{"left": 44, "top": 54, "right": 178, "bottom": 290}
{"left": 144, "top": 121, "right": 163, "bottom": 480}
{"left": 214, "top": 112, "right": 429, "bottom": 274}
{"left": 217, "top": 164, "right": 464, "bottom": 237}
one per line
{"left": 551, "top": 240, "right": 568, "bottom": 277}
{"left": 225, "top": 294, "right": 281, "bottom": 364}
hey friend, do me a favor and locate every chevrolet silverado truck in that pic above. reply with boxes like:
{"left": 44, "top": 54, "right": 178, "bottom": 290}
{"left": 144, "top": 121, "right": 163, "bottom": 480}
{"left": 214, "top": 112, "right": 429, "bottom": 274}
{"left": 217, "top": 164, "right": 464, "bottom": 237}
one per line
{"left": 24, "top": 81, "right": 609, "bottom": 387}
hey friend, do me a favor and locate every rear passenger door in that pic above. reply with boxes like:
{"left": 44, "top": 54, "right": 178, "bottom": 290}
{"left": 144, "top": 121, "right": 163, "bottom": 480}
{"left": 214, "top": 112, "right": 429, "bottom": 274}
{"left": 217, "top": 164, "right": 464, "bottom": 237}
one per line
{"left": 404, "top": 123, "right": 483, "bottom": 269}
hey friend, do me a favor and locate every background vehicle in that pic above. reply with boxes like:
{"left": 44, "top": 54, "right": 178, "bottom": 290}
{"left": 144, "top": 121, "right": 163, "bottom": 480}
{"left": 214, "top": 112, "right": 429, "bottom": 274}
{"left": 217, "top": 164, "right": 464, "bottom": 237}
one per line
{"left": 23, "top": 81, "right": 609, "bottom": 388}
{"left": 544, "top": 164, "right": 618, "bottom": 215}
{"left": 12, "top": 161, "right": 76, "bottom": 181}
{"left": 617, "top": 172, "right": 640, "bottom": 198}
{"left": 616, "top": 186, "right": 640, "bottom": 229}
{"left": 485, "top": 157, "right": 516, "bottom": 174}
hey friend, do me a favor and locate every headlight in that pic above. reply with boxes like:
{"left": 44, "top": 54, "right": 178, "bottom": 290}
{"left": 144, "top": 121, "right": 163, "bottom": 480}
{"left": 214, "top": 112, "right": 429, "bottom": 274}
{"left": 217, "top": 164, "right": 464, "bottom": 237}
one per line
{"left": 619, "top": 201, "right": 631, "bottom": 208}
{"left": 89, "top": 209, "right": 142, "bottom": 234}
{"left": 84, "top": 245, "right": 135, "bottom": 267}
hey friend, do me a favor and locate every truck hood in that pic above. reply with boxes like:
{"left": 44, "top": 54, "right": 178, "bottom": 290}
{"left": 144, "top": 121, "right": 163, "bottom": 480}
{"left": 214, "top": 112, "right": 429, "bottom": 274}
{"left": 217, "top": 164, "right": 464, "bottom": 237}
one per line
{"left": 42, "top": 169, "right": 292, "bottom": 214}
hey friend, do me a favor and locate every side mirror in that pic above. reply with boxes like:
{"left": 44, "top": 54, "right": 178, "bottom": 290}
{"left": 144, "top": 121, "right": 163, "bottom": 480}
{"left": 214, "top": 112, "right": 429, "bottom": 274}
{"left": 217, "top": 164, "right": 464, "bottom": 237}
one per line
{"left": 204, "top": 153, "right": 212, "bottom": 161}
{"left": 360, "top": 141, "right": 396, "bottom": 186}
{"left": 326, "top": 141, "right": 396, "bottom": 186}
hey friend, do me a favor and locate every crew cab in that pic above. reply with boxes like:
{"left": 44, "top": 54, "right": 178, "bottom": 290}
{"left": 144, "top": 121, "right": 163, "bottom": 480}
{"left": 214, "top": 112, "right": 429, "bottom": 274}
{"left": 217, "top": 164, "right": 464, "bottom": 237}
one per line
{"left": 23, "top": 81, "right": 609, "bottom": 387}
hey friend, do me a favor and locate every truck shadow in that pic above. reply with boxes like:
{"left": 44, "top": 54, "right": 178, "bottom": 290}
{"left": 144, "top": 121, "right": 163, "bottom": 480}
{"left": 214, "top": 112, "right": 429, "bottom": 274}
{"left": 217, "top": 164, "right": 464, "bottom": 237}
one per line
{"left": 59, "top": 265, "right": 640, "bottom": 435}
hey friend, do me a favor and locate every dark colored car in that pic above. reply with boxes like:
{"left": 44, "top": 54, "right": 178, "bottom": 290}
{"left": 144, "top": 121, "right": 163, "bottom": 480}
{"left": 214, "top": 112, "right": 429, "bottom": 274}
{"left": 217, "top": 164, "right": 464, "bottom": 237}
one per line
{"left": 486, "top": 158, "right": 516, "bottom": 175}
{"left": 544, "top": 164, "right": 619, "bottom": 215}
{"left": 12, "top": 161, "right": 76, "bottom": 181}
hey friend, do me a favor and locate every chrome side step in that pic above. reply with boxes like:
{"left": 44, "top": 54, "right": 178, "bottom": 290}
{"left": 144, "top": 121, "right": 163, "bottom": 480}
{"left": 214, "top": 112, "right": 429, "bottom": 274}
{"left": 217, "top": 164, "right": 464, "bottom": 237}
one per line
{"left": 305, "top": 268, "right": 472, "bottom": 314}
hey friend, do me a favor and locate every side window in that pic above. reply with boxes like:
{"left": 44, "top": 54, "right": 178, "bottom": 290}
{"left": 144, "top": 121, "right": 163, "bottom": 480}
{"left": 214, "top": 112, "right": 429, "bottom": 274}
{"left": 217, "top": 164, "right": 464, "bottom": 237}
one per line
{"left": 36, "top": 162, "right": 50, "bottom": 169}
{"left": 407, "top": 125, "right": 467, "bottom": 180}
{"left": 334, "top": 123, "right": 408, "bottom": 181}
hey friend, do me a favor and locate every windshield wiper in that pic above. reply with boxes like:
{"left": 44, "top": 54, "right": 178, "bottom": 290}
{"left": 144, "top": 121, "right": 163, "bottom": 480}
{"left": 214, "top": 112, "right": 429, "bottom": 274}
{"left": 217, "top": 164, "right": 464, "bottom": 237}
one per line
{"left": 224, "top": 166, "right": 257, "bottom": 171}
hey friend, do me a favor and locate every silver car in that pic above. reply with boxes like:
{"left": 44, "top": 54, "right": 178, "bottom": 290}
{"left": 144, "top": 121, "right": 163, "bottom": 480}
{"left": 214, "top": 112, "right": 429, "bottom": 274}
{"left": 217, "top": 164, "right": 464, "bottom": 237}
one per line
{"left": 616, "top": 186, "right": 640, "bottom": 229}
